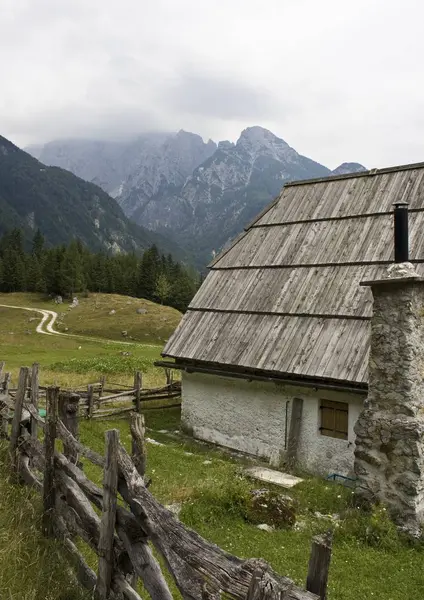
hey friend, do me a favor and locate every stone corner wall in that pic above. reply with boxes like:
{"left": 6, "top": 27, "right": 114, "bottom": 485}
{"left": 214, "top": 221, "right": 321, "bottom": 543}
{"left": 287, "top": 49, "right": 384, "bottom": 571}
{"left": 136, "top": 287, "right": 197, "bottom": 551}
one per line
{"left": 354, "top": 274, "right": 424, "bottom": 536}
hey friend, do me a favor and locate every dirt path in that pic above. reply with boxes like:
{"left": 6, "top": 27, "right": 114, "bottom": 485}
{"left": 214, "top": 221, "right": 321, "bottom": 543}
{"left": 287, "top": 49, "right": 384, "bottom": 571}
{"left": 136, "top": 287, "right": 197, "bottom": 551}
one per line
{"left": 0, "top": 303, "right": 160, "bottom": 348}
{"left": 0, "top": 304, "right": 59, "bottom": 335}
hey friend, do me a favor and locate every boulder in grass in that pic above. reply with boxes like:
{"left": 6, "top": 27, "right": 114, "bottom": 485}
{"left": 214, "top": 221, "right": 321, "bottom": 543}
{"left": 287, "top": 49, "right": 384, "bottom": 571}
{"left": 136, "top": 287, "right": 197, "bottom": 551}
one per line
{"left": 136, "top": 308, "right": 148, "bottom": 314}
{"left": 246, "top": 489, "right": 297, "bottom": 529}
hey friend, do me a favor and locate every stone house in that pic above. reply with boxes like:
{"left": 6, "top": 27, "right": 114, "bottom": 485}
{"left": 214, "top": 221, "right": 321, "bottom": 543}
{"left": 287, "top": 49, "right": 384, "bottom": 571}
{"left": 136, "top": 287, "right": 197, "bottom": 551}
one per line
{"left": 160, "top": 162, "right": 424, "bottom": 477}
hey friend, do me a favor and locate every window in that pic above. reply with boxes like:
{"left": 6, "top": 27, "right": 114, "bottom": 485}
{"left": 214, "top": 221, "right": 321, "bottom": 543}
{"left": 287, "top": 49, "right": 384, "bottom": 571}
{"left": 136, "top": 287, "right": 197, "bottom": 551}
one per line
{"left": 319, "top": 400, "right": 348, "bottom": 440}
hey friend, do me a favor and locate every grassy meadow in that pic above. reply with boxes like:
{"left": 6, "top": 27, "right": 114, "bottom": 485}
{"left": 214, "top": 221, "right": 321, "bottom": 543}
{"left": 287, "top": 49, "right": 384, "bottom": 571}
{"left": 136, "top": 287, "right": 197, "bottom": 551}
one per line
{"left": 0, "top": 293, "right": 423, "bottom": 600}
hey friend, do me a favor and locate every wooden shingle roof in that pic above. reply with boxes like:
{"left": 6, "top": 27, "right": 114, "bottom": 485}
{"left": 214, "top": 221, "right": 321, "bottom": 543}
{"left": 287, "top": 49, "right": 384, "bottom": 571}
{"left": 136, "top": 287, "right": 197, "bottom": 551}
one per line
{"left": 163, "top": 162, "right": 424, "bottom": 387}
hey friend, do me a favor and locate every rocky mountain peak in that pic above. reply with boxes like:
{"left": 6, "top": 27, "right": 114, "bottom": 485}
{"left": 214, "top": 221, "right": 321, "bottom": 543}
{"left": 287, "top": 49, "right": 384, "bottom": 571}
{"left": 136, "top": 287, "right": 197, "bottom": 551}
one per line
{"left": 218, "top": 140, "right": 235, "bottom": 151}
{"left": 331, "top": 162, "right": 367, "bottom": 176}
{"left": 236, "top": 126, "right": 291, "bottom": 162}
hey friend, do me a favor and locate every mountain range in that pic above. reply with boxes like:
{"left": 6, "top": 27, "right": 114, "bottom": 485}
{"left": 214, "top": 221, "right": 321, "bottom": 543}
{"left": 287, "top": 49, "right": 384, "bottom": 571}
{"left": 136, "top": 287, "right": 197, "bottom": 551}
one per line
{"left": 0, "top": 135, "right": 186, "bottom": 258}
{"left": 28, "top": 127, "right": 366, "bottom": 265}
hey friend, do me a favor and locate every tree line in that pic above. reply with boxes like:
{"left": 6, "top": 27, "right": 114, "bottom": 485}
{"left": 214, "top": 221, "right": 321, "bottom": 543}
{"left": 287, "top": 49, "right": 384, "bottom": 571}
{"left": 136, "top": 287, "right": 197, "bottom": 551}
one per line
{"left": 0, "top": 229, "right": 200, "bottom": 312}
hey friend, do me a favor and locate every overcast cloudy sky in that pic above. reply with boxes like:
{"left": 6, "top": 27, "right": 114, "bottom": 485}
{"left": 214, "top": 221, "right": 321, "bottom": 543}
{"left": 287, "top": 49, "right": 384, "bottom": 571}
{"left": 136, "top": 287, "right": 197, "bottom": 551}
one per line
{"left": 1, "top": 0, "right": 423, "bottom": 168}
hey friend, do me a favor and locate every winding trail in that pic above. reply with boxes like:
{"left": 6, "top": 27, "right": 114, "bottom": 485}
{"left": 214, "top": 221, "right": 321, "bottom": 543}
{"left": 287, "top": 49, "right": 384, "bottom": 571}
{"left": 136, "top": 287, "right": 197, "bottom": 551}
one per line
{"left": 0, "top": 303, "right": 161, "bottom": 348}
{"left": 0, "top": 304, "right": 59, "bottom": 335}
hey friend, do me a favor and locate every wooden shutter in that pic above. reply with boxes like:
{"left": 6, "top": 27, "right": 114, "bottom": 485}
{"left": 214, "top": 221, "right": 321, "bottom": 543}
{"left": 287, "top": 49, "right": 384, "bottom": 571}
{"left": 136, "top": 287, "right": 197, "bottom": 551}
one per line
{"left": 320, "top": 400, "right": 348, "bottom": 440}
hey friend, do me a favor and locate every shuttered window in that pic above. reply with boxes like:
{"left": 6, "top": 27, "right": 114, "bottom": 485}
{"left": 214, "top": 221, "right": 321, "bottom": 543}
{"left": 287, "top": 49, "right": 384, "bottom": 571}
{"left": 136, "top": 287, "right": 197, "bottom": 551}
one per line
{"left": 320, "top": 400, "right": 348, "bottom": 440}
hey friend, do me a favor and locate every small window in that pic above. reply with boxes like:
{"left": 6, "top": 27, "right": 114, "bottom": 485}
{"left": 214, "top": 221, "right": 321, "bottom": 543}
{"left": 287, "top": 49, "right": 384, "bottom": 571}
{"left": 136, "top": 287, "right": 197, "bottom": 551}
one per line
{"left": 320, "top": 400, "right": 348, "bottom": 440}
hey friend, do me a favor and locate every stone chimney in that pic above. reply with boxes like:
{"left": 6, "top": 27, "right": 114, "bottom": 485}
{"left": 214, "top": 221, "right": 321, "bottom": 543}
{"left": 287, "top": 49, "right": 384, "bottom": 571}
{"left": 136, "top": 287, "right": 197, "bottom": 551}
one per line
{"left": 354, "top": 261, "right": 424, "bottom": 535}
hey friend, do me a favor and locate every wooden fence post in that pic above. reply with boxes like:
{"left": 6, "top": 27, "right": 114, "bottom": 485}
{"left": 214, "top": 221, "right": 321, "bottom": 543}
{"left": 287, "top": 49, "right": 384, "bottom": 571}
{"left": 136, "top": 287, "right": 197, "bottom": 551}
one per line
{"left": 9, "top": 367, "right": 29, "bottom": 475}
{"left": 87, "top": 385, "right": 94, "bottom": 419}
{"left": 96, "top": 429, "right": 119, "bottom": 599}
{"left": 43, "top": 386, "right": 59, "bottom": 538}
{"left": 59, "top": 391, "right": 80, "bottom": 465}
{"left": 98, "top": 376, "right": 106, "bottom": 408}
{"left": 134, "top": 371, "right": 142, "bottom": 414}
{"left": 286, "top": 398, "right": 303, "bottom": 467}
{"left": 30, "top": 363, "right": 40, "bottom": 441}
{"left": 3, "top": 372, "right": 11, "bottom": 393}
{"left": 0, "top": 361, "right": 5, "bottom": 386}
{"left": 131, "top": 413, "right": 146, "bottom": 477}
{"left": 1, "top": 372, "right": 11, "bottom": 440}
{"left": 306, "top": 530, "right": 333, "bottom": 600}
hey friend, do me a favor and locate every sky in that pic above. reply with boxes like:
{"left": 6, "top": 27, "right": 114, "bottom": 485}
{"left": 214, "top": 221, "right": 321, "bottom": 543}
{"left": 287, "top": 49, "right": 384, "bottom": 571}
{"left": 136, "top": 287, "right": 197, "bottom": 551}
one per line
{"left": 1, "top": 0, "right": 424, "bottom": 169}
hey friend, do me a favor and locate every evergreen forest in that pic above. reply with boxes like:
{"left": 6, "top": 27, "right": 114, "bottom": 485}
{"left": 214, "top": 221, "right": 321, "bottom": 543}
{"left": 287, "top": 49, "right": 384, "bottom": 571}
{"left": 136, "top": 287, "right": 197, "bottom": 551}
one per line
{"left": 0, "top": 229, "right": 200, "bottom": 312}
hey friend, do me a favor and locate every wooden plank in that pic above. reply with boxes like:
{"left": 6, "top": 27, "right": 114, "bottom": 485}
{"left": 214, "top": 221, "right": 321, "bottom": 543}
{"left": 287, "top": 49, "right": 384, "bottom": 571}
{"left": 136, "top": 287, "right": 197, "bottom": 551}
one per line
{"left": 134, "top": 371, "right": 142, "bottom": 413}
{"left": 286, "top": 398, "right": 303, "bottom": 466}
{"left": 131, "top": 413, "right": 146, "bottom": 477}
{"left": 306, "top": 531, "right": 333, "bottom": 600}
{"left": 9, "top": 366, "right": 29, "bottom": 474}
{"left": 30, "top": 363, "right": 39, "bottom": 441}
{"left": 59, "top": 392, "right": 80, "bottom": 464}
{"left": 43, "top": 386, "right": 59, "bottom": 537}
{"left": 96, "top": 429, "right": 119, "bottom": 600}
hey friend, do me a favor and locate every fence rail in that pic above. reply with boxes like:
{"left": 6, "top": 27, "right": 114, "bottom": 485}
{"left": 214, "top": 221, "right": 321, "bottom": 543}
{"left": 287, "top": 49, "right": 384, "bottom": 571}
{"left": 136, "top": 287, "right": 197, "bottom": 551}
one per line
{"left": 0, "top": 362, "right": 181, "bottom": 423}
{"left": 0, "top": 365, "right": 333, "bottom": 600}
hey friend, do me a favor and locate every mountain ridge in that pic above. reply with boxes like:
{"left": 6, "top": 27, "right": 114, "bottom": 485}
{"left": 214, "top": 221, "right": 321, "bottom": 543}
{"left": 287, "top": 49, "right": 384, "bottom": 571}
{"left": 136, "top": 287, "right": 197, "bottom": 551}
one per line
{"left": 26, "top": 127, "right": 366, "bottom": 266}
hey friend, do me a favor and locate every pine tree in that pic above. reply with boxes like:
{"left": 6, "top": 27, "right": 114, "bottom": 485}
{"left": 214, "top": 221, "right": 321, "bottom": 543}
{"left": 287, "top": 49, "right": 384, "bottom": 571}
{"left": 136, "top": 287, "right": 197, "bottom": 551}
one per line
{"left": 27, "top": 255, "right": 46, "bottom": 292}
{"left": 1, "top": 247, "right": 26, "bottom": 292}
{"left": 59, "top": 240, "right": 86, "bottom": 297}
{"left": 170, "top": 271, "right": 197, "bottom": 312}
{"left": 32, "top": 230, "right": 45, "bottom": 259}
{"left": 137, "top": 246, "right": 161, "bottom": 300}
{"left": 155, "top": 273, "right": 171, "bottom": 304}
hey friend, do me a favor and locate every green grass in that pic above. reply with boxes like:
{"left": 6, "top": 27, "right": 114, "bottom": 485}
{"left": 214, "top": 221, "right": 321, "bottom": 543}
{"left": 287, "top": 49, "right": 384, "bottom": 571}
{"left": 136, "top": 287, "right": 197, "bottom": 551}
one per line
{"left": 52, "top": 292, "right": 182, "bottom": 345}
{"left": 0, "top": 446, "right": 90, "bottom": 600}
{"left": 1, "top": 296, "right": 424, "bottom": 600}
{"left": 77, "top": 411, "right": 424, "bottom": 600}
{"left": 0, "top": 293, "right": 174, "bottom": 389}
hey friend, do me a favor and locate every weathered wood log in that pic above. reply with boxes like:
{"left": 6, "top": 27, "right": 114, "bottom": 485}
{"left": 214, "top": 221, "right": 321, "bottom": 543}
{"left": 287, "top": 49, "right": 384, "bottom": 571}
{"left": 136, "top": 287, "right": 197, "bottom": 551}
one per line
{"left": 9, "top": 367, "right": 29, "bottom": 474}
{"left": 19, "top": 432, "right": 172, "bottom": 600}
{"left": 87, "top": 384, "right": 95, "bottom": 419}
{"left": 3, "top": 371, "right": 11, "bottom": 393}
{"left": 56, "top": 514, "right": 141, "bottom": 600}
{"left": 30, "top": 363, "right": 40, "bottom": 440}
{"left": 57, "top": 420, "right": 105, "bottom": 467}
{"left": 134, "top": 371, "right": 142, "bottom": 414}
{"left": 0, "top": 361, "right": 5, "bottom": 392}
{"left": 58, "top": 392, "right": 80, "bottom": 464}
{"left": 116, "top": 443, "right": 318, "bottom": 600}
{"left": 116, "top": 510, "right": 173, "bottom": 600}
{"left": 306, "top": 531, "right": 333, "bottom": 600}
{"left": 19, "top": 454, "right": 43, "bottom": 490}
{"left": 99, "top": 389, "right": 137, "bottom": 404}
{"left": 43, "top": 386, "right": 59, "bottom": 537}
{"left": 99, "top": 376, "right": 106, "bottom": 407}
{"left": 97, "top": 430, "right": 120, "bottom": 600}
{"left": 55, "top": 515, "right": 98, "bottom": 591}
{"left": 24, "top": 402, "right": 45, "bottom": 428}
{"left": 131, "top": 413, "right": 146, "bottom": 478}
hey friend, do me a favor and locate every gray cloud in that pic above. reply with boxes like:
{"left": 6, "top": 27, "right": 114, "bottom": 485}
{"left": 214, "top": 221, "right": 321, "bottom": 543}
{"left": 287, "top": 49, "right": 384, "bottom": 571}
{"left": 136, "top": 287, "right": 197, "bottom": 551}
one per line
{"left": 1, "top": 0, "right": 424, "bottom": 168}
{"left": 167, "top": 69, "right": 282, "bottom": 120}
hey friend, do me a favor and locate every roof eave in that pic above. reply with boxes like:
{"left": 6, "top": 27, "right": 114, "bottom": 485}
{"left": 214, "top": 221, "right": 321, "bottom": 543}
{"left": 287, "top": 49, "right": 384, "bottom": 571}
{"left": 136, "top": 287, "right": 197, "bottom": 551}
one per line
{"left": 156, "top": 358, "right": 367, "bottom": 395}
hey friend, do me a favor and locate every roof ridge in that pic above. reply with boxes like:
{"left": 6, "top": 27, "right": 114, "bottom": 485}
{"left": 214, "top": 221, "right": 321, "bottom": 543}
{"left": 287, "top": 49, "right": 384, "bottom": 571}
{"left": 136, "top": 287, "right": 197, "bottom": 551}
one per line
{"left": 285, "top": 160, "right": 424, "bottom": 187}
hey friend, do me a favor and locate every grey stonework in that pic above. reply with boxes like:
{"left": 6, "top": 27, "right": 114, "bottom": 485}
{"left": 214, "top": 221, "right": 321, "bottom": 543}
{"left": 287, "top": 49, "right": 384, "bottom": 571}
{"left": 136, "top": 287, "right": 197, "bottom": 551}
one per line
{"left": 354, "top": 263, "right": 424, "bottom": 536}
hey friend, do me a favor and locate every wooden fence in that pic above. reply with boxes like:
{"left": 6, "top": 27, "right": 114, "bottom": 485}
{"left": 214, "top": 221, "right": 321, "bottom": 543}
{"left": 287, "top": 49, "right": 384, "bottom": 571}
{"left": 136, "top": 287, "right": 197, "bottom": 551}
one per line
{"left": 0, "top": 365, "right": 333, "bottom": 600}
{"left": 0, "top": 361, "right": 181, "bottom": 423}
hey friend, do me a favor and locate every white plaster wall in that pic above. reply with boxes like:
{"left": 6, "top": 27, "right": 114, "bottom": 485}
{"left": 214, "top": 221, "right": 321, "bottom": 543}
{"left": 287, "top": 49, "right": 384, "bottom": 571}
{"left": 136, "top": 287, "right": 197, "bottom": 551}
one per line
{"left": 181, "top": 372, "right": 365, "bottom": 477}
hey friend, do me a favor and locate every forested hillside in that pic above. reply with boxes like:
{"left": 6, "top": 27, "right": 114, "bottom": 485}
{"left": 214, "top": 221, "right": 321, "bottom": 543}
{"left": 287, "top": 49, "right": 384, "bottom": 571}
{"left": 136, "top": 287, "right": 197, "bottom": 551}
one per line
{"left": 0, "top": 229, "right": 198, "bottom": 312}
{"left": 0, "top": 135, "right": 187, "bottom": 261}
